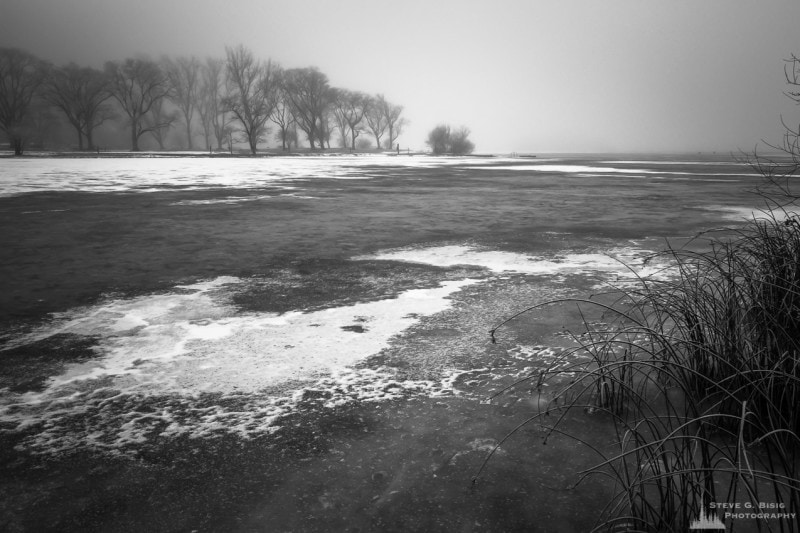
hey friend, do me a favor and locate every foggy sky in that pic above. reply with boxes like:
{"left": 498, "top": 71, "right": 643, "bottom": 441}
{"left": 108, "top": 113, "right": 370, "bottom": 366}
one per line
{"left": 2, "top": 0, "right": 799, "bottom": 153}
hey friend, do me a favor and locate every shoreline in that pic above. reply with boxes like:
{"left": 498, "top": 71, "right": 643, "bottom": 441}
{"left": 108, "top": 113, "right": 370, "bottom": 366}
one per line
{"left": 0, "top": 150, "right": 440, "bottom": 159}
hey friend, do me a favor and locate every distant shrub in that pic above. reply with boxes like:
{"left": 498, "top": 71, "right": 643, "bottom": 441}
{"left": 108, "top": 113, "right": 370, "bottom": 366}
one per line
{"left": 426, "top": 124, "right": 474, "bottom": 155}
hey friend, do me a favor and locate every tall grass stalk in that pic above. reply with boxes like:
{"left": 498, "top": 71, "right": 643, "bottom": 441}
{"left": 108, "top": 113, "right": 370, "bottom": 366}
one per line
{"left": 482, "top": 185, "right": 800, "bottom": 531}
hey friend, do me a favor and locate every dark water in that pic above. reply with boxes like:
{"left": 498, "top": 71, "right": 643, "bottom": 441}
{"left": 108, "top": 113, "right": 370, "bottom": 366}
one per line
{"left": 0, "top": 154, "right": 770, "bottom": 531}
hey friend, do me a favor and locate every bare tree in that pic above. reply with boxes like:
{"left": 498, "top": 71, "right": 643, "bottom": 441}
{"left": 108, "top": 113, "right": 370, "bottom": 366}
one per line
{"left": 28, "top": 99, "right": 60, "bottom": 150}
{"left": 318, "top": 108, "right": 334, "bottom": 149}
{"left": 779, "top": 54, "right": 800, "bottom": 162}
{"left": 42, "top": 63, "right": 113, "bottom": 150}
{"left": 197, "top": 61, "right": 216, "bottom": 151}
{"left": 364, "top": 94, "right": 405, "bottom": 149}
{"left": 784, "top": 54, "right": 800, "bottom": 104}
{"left": 745, "top": 54, "right": 800, "bottom": 191}
{"left": 383, "top": 99, "right": 406, "bottom": 150}
{"left": 143, "top": 97, "right": 178, "bottom": 149}
{"left": 0, "top": 47, "right": 47, "bottom": 155}
{"left": 223, "top": 45, "right": 278, "bottom": 155}
{"left": 364, "top": 94, "right": 388, "bottom": 150}
{"left": 331, "top": 89, "right": 350, "bottom": 148}
{"left": 449, "top": 126, "right": 475, "bottom": 155}
{"left": 163, "top": 55, "right": 200, "bottom": 150}
{"left": 346, "top": 92, "right": 370, "bottom": 150}
{"left": 331, "top": 89, "right": 369, "bottom": 150}
{"left": 197, "top": 57, "right": 231, "bottom": 151}
{"left": 271, "top": 73, "right": 296, "bottom": 151}
{"left": 283, "top": 67, "right": 331, "bottom": 150}
{"left": 105, "top": 57, "right": 172, "bottom": 151}
{"left": 275, "top": 121, "right": 299, "bottom": 151}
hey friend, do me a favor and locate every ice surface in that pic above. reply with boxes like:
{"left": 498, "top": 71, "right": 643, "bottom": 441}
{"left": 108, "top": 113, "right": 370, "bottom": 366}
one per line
{"left": 712, "top": 205, "right": 797, "bottom": 221}
{"left": 0, "top": 241, "right": 677, "bottom": 454}
{"left": 470, "top": 164, "right": 756, "bottom": 177}
{"left": 0, "top": 156, "right": 757, "bottom": 199}
{"left": 4, "top": 277, "right": 478, "bottom": 396}
{"left": 0, "top": 155, "right": 761, "bottom": 456}
{"left": 0, "top": 273, "right": 481, "bottom": 453}
{"left": 357, "top": 244, "right": 664, "bottom": 280}
{"left": 0, "top": 157, "right": 366, "bottom": 196}
{"left": 0, "top": 156, "right": 528, "bottom": 197}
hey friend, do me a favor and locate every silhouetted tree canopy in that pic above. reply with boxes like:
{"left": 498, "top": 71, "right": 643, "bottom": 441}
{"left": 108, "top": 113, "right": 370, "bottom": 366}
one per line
{"left": 223, "top": 45, "right": 279, "bottom": 154}
{"left": 0, "top": 44, "right": 407, "bottom": 153}
{"left": 105, "top": 57, "right": 172, "bottom": 151}
{"left": 331, "top": 89, "right": 369, "bottom": 150}
{"left": 197, "top": 57, "right": 231, "bottom": 151}
{"left": 163, "top": 56, "right": 200, "bottom": 150}
{"left": 0, "top": 47, "right": 48, "bottom": 155}
{"left": 282, "top": 67, "right": 332, "bottom": 150}
{"left": 382, "top": 97, "right": 406, "bottom": 150}
{"left": 43, "top": 63, "right": 113, "bottom": 150}
{"left": 271, "top": 70, "right": 297, "bottom": 151}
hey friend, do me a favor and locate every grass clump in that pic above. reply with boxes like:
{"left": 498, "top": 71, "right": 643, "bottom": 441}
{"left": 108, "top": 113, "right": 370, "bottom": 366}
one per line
{"left": 481, "top": 166, "right": 800, "bottom": 532}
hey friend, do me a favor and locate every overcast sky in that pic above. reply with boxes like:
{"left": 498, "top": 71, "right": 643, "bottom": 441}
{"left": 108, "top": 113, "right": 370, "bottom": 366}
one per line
{"left": 2, "top": 0, "right": 799, "bottom": 153}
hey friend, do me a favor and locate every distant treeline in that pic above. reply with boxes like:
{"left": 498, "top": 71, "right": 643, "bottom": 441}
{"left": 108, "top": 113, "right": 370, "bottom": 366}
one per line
{"left": 0, "top": 45, "right": 406, "bottom": 155}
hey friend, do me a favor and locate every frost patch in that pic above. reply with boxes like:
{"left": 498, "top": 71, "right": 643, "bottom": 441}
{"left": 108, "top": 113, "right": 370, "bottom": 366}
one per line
{"left": 0, "top": 275, "right": 479, "bottom": 455}
{"left": 0, "top": 366, "right": 468, "bottom": 456}
{"left": 712, "top": 205, "right": 797, "bottom": 222}
{"left": 357, "top": 244, "right": 669, "bottom": 285}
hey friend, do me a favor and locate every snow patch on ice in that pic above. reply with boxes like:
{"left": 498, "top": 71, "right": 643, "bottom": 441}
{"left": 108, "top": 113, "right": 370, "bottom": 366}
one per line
{"left": 0, "top": 156, "right": 538, "bottom": 197}
{"left": 356, "top": 244, "right": 666, "bottom": 283}
{"left": 3, "top": 277, "right": 477, "bottom": 396}
{"left": 2, "top": 365, "right": 466, "bottom": 456}
{"left": 0, "top": 242, "right": 674, "bottom": 456}
{"left": 0, "top": 274, "right": 480, "bottom": 454}
{"left": 712, "top": 205, "right": 798, "bottom": 222}
{"left": 472, "top": 164, "right": 756, "bottom": 177}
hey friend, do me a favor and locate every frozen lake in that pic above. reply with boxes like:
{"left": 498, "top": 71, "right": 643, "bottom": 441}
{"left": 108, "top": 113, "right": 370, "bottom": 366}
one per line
{"left": 0, "top": 154, "right": 768, "bottom": 531}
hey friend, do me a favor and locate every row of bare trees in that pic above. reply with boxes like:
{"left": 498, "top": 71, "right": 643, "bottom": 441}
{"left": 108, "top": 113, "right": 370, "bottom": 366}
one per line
{"left": 0, "top": 45, "right": 406, "bottom": 155}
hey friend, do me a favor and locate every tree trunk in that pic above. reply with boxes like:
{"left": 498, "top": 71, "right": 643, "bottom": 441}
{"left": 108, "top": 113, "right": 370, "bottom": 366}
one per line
{"left": 76, "top": 130, "right": 84, "bottom": 151}
{"left": 185, "top": 121, "right": 193, "bottom": 150}
{"left": 130, "top": 121, "right": 140, "bottom": 151}
{"left": 249, "top": 136, "right": 257, "bottom": 155}
{"left": 12, "top": 136, "right": 24, "bottom": 156}
{"left": 86, "top": 128, "right": 95, "bottom": 151}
